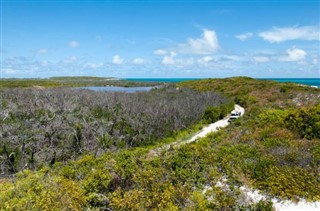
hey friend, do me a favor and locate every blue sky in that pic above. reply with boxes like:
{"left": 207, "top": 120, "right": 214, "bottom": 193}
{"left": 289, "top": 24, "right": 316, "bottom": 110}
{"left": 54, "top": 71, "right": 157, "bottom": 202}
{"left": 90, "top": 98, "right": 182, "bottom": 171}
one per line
{"left": 1, "top": 0, "right": 319, "bottom": 78}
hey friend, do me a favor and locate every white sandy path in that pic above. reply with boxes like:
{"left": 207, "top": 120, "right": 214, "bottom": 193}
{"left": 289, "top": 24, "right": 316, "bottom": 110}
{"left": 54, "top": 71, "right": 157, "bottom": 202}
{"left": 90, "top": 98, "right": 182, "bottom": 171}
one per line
{"left": 149, "top": 105, "right": 243, "bottom": 156}
{"left": 153, "top": 104, "right": 245, "bottom": 152}
{"left": 151, "top": 104, "right": 320, "bottom": 210}
{"left": 182, "top": 104, "right": 245, "bottom": 145}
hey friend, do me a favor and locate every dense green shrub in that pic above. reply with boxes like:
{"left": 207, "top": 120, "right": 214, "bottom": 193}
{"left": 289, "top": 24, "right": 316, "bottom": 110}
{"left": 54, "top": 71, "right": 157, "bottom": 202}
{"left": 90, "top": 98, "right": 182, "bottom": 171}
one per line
{"left": 203, "top": 102, "right": 234, "bottom": 123}
{"left": 203, "top": 106, "right": 221, "bottom": 123}
{"left": 256, "top": 166, "right": 320, "bottom": 200}
{"left": 0, "top": 170, "right": 86, "bottom": 210}
{"left": 285, "top": 105, "right": 320, "bottom": 139}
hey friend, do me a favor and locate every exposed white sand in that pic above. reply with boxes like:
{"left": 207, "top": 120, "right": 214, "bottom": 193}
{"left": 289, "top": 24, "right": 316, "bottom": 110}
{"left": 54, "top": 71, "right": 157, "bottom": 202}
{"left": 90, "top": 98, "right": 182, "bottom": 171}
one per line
{"left": 180, "top": 104, "right": 245, "bottom": 145}
{"left": 152, "top": 104, "right": 319, "bottom": 210}
{"left": 273, "top": 199, "right": 320, "bottom": 211}
{"left": 240, "top": 186, "right": 320, "bottom": 211}
{"left": 211, "top": 177, "right": 320, "bottom": 210}
{"left": 149, "top": 104, "right": 244, "bottom": 155}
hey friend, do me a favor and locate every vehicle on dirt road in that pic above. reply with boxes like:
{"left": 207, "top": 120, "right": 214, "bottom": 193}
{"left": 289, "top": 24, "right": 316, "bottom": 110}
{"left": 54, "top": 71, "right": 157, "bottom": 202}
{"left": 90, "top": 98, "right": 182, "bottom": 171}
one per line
{"left": 228, "top": 111, "right": 241, "bottom": 121}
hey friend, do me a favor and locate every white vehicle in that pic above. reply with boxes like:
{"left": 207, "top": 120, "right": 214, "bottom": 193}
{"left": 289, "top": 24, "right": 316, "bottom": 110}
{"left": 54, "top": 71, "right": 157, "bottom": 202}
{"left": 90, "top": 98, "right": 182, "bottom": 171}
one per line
{"left": 228, "top": 111, "right": 241, "bottom": 121}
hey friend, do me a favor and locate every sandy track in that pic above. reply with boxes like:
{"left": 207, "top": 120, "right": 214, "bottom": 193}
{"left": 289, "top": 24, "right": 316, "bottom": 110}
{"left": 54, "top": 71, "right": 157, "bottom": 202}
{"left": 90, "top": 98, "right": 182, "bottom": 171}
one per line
{"left": 179, "top": 104, "right": 244, "bottom": 146}
{"left": 149, "top": 104, "right": 319, "bottom": 210}
{"left": 149, "top": 104, "right": 244, "bottom": 155}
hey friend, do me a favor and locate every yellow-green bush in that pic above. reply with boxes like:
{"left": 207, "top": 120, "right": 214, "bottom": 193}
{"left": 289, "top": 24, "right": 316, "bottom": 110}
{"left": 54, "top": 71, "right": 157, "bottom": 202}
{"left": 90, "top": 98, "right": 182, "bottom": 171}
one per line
{"left": 109, "top": 182, "right": 185, "bottom": 211}
{"left": 256, "top": 166, "right": 320, "bottom": 200}
{"left": 0, "top": 170, "right": 86, "bottom": 210}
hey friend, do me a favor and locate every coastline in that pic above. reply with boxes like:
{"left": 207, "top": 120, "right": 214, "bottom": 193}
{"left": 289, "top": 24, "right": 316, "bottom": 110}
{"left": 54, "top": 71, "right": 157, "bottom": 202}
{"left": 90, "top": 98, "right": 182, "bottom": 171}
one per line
{"left": 125, "top": 78, "right": 320, "bottom": 88}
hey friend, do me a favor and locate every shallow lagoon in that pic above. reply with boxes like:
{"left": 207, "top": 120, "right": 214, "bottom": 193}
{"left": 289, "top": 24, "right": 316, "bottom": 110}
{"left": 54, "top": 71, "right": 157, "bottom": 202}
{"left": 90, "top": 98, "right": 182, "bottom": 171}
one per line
{"left": 79, "top": 86, "right": 156, "bottom": 93}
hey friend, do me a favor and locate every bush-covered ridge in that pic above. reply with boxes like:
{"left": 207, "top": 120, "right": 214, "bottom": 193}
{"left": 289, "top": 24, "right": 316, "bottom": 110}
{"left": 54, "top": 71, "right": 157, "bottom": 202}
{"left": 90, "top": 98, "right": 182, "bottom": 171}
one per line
{"left": 0, "top": 77, "right": 319, "bottom": 210}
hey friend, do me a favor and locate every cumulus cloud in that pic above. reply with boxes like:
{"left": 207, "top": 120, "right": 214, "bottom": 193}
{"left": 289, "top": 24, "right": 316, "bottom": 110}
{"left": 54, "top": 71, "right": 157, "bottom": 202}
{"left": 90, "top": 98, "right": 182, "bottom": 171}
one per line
{"left": 253, "top": 56, "right": 270, "bottom": 63}
{"left": 132, "top": 58, "right": 145, "bottom": 65}
{"left": 178, "top": 29, "right": 219, "bottom": 54}
{"left": 236, "top": 32, "right": 253, "bottom": 41}
{"left": 38, "top": 48, "right": 48, "bottom": 54}
{"left": 161, "top": 55, "right": 194, "bottom": 67}
{"left": 112, "top": 55, "right": 124, "bottom": 64}
{"left": 69, "top": 41, "right": 79, "bottom": 48}
{"left": 259, "top": 26, "right": 320, "bottom": 43}
{"left": 153, "top": 49, "right": 168, "bottom": 55}
{"left": 198, "top": 56, "right": 213, "bottom": 65}
{"left": 279, "top": 47, "right": 307, "bottom": 62}
{"left": 161, "top": 56, "right": 174, "bottom": 65}
{"left": 161, "top": 52, "right": 176, "bottom": 65}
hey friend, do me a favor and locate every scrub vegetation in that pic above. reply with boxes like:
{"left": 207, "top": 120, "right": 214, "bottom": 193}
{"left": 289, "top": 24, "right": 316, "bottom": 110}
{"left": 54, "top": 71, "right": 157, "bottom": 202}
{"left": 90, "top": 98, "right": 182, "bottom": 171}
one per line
{"left": 0, "top": 85, "right": 230, "bottom": 175}
{"left": 0, "top": 77, "right": 319, "bottom": 210}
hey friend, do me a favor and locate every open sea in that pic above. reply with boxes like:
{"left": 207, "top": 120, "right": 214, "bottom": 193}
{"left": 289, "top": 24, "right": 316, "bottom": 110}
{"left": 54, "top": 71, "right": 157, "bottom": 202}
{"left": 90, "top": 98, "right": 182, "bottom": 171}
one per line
{"left": 126, "top": 78, "right": 319, "bottom": 88}
{"left": 259, "top": 78, "right": 319, "bottom": 88}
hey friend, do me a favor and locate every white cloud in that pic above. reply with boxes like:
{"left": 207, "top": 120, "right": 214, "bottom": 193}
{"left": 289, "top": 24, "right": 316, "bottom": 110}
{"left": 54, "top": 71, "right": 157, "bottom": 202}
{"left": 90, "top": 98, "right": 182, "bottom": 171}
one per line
{"left": 253, "top": 56, "right": 270, "bottom": 63}
{"left": 41, "top": 60, "right": 49, "bottom": 66}
{"left": 312, "top": 58, "right": 318, "bottom": 65}
{"left": 259, "top": 26, "right": 320, "bottom": 43}
{"left": 161, "top": 51, "right": 176, "bottom": 65}
{"left": 2, "top": 68, "right": 17, "bottom": 74}
{"left": 64, "top": 56, "right": 77, "bottom": 64}
{"left": 132, "top": 58, "right": 145, "bottom": 65}
{"left": 279, "top": 47, "right": 307, "bottom": 62}
{"left": 69, "top": 41, "right": 79, "bottom": 48}
{"left": 219, "top": 55, "right": 243, "bottom": 62}
{"left": 236, "top": 32, "right": 253, "bottom": 41}
{"left": 162, "top": 56, "right": 175, "bottom": 65}
{"left": 178, "top": 29, "right": 219, "bottom": 54}
{"left": 153, "top": 49, "right": 168, "bottom": 55}
{"left": 38, "top": 48, "right": 48, "bottom": 54}
{"left": 161, "top": 55, "right": 194, "bottom": 67}
{"left": 170, "top": 51, "right": 177, "bottom": 57}
{"left": 112, "top": 55, "right": 124, "bottom": 65}
{"left": 198, "top": 56, "right": 213, "bottom": 65}
{"left": 183, "top": 57, "right": 194, "bottom": 65}
{"left": 86, "top": 62, "right": 104, "bottom": 69}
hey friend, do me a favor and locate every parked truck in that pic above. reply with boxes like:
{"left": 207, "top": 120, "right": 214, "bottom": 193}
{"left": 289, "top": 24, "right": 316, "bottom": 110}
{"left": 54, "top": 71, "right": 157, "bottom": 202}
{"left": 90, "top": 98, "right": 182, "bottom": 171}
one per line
{"left": 228, "top": 110, "right": 241, "bottom": 121}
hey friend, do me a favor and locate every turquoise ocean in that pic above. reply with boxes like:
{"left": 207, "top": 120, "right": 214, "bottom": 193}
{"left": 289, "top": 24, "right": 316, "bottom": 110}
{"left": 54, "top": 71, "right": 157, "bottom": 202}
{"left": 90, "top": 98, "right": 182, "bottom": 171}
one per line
{"left": 259, "top": 78, "right": 319, "bottom": 88}
{"left": 126, "top": 78, "right": 320, "bottom": 88}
